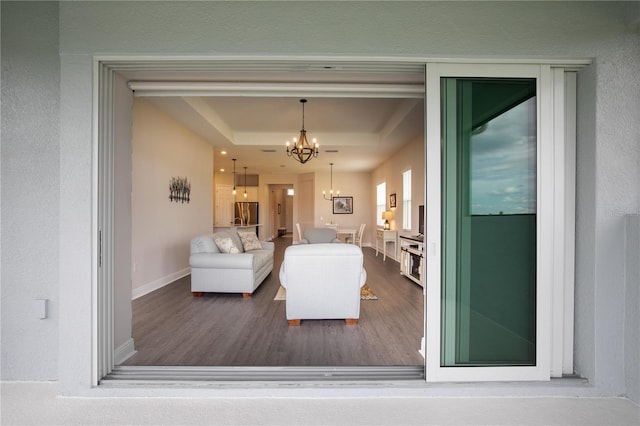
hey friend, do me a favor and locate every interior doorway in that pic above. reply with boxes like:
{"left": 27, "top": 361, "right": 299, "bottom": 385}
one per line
{"left": 99, "top": 58, "right": 427, "bottom": 383}
{"left": 270, "top": 185, "right": 294, "bottom": 237}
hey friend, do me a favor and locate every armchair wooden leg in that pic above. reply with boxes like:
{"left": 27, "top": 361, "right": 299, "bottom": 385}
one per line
{"left": 192, "top": 292, "right": 203, "bottom": 297}
{"left": 242, "top": 292, "right": 252, "bottom": 298}
{"left": 345, "top": 318, "right": 358, "bottom": 325}
{"left": 288, "top": 319, "right": 301, "bottom": 326}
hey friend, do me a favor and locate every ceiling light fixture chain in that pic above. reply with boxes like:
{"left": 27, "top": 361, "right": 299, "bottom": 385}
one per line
{"left": 323, "top": 162, "right": 339, "bottom": 201}
{"left": 286, "top": 98, "right": 319, "bottom": 164}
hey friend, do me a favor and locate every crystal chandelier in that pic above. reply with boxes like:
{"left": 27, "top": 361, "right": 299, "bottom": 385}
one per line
{"left": 286, "top": 99, "right": 319, "bottom": 164}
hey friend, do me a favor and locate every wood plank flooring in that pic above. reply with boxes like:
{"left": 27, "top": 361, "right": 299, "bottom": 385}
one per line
{"left": 123, "top": 235, "right": 424, "bottom": 366}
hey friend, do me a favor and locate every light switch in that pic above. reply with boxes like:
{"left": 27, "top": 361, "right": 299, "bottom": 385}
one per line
{"left": 35, "top": 299, "right": 48, "bottom": 319}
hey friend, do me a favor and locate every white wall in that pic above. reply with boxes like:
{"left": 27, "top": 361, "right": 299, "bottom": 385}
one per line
{"left": 131, "top": 99, "right": 213, "bottom": 297}
{"left": 371, "top": 136, "right": 425, "bottom": 235}
{"left": 1, "top": 1, "right": 638, "bottom": 401}
{"left": 313, "top": 170, "right": 372, "bottom": 245}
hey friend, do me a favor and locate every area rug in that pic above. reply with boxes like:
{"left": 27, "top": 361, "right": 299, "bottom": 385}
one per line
{"left": 273, "top": 284, "right": 378, "bottom": 301}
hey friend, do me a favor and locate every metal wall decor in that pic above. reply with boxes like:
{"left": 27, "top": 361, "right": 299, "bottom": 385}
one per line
{"left": 169, "top": 176, "right": 191, "bottom": 203}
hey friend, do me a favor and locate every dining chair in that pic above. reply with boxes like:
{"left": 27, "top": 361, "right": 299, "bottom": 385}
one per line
{"left": 353, "top": 223, "right": 366, "bottom": 247}
{"left": 295, "top": 223, "right": 303, "bottom": 241}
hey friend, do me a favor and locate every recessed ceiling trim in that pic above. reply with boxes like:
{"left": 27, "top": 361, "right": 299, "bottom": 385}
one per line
{"left": 128, "top": 82, "right": 424, "bottom": 99}
{"left": 233, "top": 132, "right": 380, "bottom": 147}
{"left": 182, "top": 97, "right": 235, "bottom": 143}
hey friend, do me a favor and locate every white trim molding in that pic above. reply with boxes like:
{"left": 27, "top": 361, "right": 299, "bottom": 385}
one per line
{"left": 114, "top": 338, "right": 137, "bottom": 365}
{"left": 132, "top": 268, "right": 191, "bottom": 300}
{"left": 128, "top": 81, "right": 424, "bottom": 98}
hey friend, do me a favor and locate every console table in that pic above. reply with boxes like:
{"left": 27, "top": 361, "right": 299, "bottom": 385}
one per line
{"left": 375, "top": 229, "right": 397, "bottom": 261}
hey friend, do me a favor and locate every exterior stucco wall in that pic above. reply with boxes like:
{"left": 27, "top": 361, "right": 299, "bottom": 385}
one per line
{"left": 625, "top": 215, "right": 640, "bottom": 404}
{"left": 1, "top": 1, "right": 60, "bottom": 380}
{"left": 591, "top": 35, "right": 640, "bottom": 394}
{"left": 2, "top": 1, "right": 639, "bottom": 400}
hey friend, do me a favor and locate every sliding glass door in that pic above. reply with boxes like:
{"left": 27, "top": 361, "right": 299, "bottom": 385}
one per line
{"left": 426, "top": 64, "right": 553, "bottom": 381}
{"left": 441, "top": 78, "right": 537, "bottom": 367}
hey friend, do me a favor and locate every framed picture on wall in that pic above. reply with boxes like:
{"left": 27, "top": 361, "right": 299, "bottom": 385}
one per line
{"left": 390, "top": 193, "right": 396, "bottom": 208}
{"left": 333, "top": 196, "right": 353, "bottom": 214}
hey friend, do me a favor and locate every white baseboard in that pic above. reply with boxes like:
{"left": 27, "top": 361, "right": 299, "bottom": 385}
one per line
{"left": 132, "top": 267, "right": 191, "bottom": 300}
{"left": 114, "top": 338, "right": 137, "bottom": 365}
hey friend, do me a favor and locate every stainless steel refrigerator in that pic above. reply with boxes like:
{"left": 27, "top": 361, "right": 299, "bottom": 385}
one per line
{"left": 235, "top": 202, "right": 259, "bottom": 226}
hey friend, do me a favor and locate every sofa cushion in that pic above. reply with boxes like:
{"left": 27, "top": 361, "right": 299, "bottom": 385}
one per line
{"left": 190, "top": 252, "right": 253, "bottom": 269}
{"left": 238, "top": 231, "right": 262, "bottom": 251}
{"left": 251, "top": 249, "right": 273, "bottom": 271}
{"left": 191, "top": 234, "right": 220, "bottom": 254}
{"left": 213, "top": 230, "right": 245, "bottom": 253}
{"left": 214, "top": 235, "right": 241, "bottom": 254}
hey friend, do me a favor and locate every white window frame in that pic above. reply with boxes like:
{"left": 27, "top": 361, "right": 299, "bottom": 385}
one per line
{"left": 402, "top": 169, "right": 412, "bottom": 231}
{"left": 425, "top": 63, "right": 575, "bottom": 382}
{"left": 376, "top": 182, "right": 386, "bottom": 227}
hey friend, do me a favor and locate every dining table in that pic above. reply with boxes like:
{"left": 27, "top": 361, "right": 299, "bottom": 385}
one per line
{"left": 326, "top": 223, "right": 356, "bottom": 244}
{"left": 336, "top": 228, "right": 356, "bottom": 244}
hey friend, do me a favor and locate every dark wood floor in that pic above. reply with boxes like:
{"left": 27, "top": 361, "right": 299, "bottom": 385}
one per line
{"left": 123, "top": 235, "right": 424, "bottom": 366}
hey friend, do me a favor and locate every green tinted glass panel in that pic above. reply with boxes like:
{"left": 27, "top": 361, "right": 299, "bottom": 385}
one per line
{"left": 441, "top": 78, "right": 537, "bottom": 367}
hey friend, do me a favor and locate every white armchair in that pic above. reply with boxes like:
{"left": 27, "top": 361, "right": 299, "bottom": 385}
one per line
{"left": 279, "top": 243, "right": 367, "bottom": 325}
{"left": 299, "top": 227, "right": 341, "bottom": 244}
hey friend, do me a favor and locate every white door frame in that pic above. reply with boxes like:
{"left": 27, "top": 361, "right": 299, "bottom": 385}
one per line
{"left": 95, "top": 57, "right": 580, "bottom": 385}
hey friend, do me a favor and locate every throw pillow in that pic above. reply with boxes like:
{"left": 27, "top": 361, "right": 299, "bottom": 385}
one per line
{"left": 214, "top": 236, "right": 240, "bottom": 254}
{"left": 238, "top": 231, "right": 262, "bottom": 251}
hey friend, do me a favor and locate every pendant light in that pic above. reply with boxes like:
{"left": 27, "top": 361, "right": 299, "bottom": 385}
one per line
{"left": 232, "top": 158, "right": 237, "bottom": 195}
{"left": 322, "top": 163, "right": 340, "bottom": 201}
{"left": 243, "top": 166, "right": 248, "bottom": 199}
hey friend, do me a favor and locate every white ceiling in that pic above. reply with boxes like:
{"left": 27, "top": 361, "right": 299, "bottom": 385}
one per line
{"left": 124, "top": 63, "right": 425, "bottom": 175}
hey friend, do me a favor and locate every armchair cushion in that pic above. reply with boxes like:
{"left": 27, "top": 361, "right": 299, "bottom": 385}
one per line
{"left": 299, "top": 227, "right": 341, "bottom": 244}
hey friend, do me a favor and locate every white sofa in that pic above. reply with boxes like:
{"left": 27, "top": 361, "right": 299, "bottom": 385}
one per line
{"left": 279, "top": 243, "right": 367, "bottom": 325}
{"left": 189, "top": 230, "right": 274, "bottom": 297}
